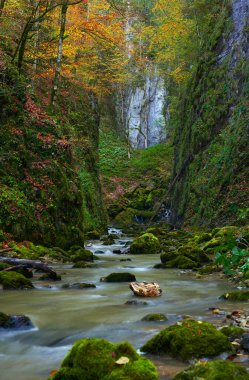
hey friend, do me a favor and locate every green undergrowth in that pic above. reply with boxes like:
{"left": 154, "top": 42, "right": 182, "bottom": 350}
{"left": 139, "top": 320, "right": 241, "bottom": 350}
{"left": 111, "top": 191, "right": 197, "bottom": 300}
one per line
{"left": 99, "top": 129, "right": 172, "bottom": 226}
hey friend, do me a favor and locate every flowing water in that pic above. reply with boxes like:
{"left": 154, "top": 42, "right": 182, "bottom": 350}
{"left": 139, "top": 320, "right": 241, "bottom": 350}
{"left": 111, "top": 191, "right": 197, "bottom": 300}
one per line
{"left": 0, "top": 229, "right": 242, "bottom": 380}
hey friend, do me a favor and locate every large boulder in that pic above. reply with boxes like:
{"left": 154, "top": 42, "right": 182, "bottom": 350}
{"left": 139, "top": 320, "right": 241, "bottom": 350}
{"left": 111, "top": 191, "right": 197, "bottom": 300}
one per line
{"left": 48, "top": 338, "right": 159, "bottom": 380}
{"left": 71, "top": 249, "right": 93, "bottom": 263}
{"left": 173, "top": 360, "right": 249, "bottom": 380}
{"left": 0, "top": 271, "right": 34, "bottom": 289}
{"left": 130, "top": 233, "right": 160, "bottom": 254}
{"left": 141, "top": 319, "right": 232, "bottom": 360}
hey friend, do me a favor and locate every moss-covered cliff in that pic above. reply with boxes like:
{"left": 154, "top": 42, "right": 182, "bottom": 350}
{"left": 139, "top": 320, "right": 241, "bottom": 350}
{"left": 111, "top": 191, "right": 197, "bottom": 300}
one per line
{"left": 0, "top": 54, "right": 106, "bottom": 247}
{"left": 171, "top": 0, "right": 249, "bottom": 227}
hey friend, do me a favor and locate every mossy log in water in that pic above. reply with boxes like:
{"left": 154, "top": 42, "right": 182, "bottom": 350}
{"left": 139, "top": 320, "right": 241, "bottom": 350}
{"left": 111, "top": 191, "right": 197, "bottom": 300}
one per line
{"left": 141, "top": 319, "right": 232, "bottom": 360}
{"left": 173, "top": 360, "right": 249, "bottom": 380}
{"left": 48, "top": 338, "right": 159, "bottom": 380}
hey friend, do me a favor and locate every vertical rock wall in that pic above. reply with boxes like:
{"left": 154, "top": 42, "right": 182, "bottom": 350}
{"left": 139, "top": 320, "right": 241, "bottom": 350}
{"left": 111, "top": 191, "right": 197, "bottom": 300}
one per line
{"left": 116, "top": 69, "right": 168, "bottom": 149}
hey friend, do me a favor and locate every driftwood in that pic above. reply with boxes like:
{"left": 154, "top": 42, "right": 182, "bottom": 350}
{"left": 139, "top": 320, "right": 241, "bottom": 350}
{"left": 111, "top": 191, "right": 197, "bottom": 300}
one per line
{"left": 0, "top": 257, "right": 58, "bottom": 279}
{"left": 129, "top": 282, "right": 162, "bottom": 297}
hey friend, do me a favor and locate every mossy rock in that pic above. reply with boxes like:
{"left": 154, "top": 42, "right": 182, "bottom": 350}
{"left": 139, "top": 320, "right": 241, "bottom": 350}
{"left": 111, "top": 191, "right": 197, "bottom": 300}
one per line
{"left": 101, "top": 236, "right": 115, "bottom": 245}
{"left": 71, "top": 249, "right": 93, "bottom": 263}
{"left": 68, "top": 245, "right": 85, "bottom": 254}
{"left": 203, "top": 238, "right": 220, "bottom": 251}
{"left": 38, "top": 273, "right": 61, "bottom": 281}
{"left": 130, "top": 233, "right": 160, "bottom": 255}
{"left": 173, "top": 360, "right": 249, "bottom": 380}
{"left": 0, "top": 312, "right": 34, "bottom": 329}
{"left": 72, "top": 261, "right": 91, "bottom": 268}
{"left": 194, "top": 233, "right": 212, "bottom": 244}
{"left": 101, "top": 272, "right": 136, "bottom": 282}
{"left": 85, "top": 230, "right": 101, "bottom": 240}
{"left": 142, "top": 314, "right": 168, "bottom": 322}
{"left": 165, "top": 255, "right": 199, "bottom": 270}
{"left": 220, "top": 291, "right": 249, "bottom": 301}
{"left": 14, "top": 267, "right": 33, "bottom": 279}
{"left": 141, "top": 319, "right": 232, "bottom": 360}
{"left": 48, "top": 338, "right": 159, "bottom": 380}
{"left": 214, "top": 226, "right": 239, "bottom": 238}
{"left": 0, "top": 263, "right": 11, "bottom": 271}
{"left": 198, "top": 265, "right": 220, "bottom": 275}
{"left": 145, "top": 227, "right": 168, "bottom": 237}
{"left": 160, "top": 250, "right": 178, "bottom": 264}
{"left": 0, "top": 271, "right": 34, "bottom": 289}
{"left": 220, "top": 326, "right": 245, "bottom": 340}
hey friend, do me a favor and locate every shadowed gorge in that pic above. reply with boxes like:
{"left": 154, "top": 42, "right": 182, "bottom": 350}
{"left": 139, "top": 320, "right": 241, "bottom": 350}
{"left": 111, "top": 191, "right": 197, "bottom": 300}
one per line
{"left": 0, "top": 0, "right": 248, "bottom": 379}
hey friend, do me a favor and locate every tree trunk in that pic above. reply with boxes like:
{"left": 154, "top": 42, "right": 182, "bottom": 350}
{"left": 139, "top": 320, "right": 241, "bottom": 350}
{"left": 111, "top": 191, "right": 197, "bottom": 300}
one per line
{"left": 0, "top": 0, "right": 6, "bottom": 18}
{"left": 51, "top": 0, "right": 68, "bottom": 109}
{"left": 0, "top": 257, "right": 59, "bottom": 280}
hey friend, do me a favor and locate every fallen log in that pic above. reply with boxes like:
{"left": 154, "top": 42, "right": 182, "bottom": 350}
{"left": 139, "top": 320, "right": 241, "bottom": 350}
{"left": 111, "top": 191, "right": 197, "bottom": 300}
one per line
{"left": 129, "top": 282, "right": 162, "bottom": 297}
{"left": 0, "top": 257, "right": 59, "bottom": 280}
{"left": 0, "top": 248, "right": 14, "bottom": 255}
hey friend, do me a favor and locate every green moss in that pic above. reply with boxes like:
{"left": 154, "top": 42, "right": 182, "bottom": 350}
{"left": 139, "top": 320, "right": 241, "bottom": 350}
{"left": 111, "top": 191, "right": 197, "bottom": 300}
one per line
{"left": 220, "top": 291, "right": 249, "bottom": 301}
{"left": 0, "top": 312, "right": 10, "bottom": 327}
{"left": 141, "top": 319, "right": 232, "bottom": 360}
{"left": 165, "top": 255, "right": 199, "bottom": 270}
{"left": 85, "top": 230, "right": 101, "bottom": 240}
{"left": 0, "top": 271, "right": 34, "bottom": 289}
{"left": 49, "top": 338, "right": 159, "bottom": 380}
{"left": 72, "top": 262, "right": 91, "bottom": 268}
{"left": 194, "top": 233, "right": 212, "bottom": 244}
{"left": 220, "top": 326, "right": 245, "bottom": 340}
{"left": 130, "top": 233, "right": 160, "bottom": 255}
{"left": 142, "top": 314, "right": 168, "bottom": 322}
{"left": 71, "top": 249, "right": 93, "bottom": 263}
{"left": 101, "top": 272, "right": 136, "bottom": 282}
{"left": 160, "top": 250, "right": 178, "bottom": 263}
{"left": 0, "top": 263, "right": 11, "bottom": 270}
{"left": 173, "top": 360, "right": 249, "bottom": 380}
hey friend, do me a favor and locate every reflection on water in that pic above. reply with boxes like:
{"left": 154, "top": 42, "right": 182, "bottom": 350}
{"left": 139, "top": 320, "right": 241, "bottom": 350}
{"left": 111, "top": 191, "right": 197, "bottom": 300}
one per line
{"left": 0, "top": 231, "right": 237, "bottom": 380}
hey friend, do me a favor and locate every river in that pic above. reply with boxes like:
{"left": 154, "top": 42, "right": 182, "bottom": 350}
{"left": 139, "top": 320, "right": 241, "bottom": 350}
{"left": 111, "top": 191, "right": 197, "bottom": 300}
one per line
{"left": 0, "top": 229, "right": 240, "bottom": 379}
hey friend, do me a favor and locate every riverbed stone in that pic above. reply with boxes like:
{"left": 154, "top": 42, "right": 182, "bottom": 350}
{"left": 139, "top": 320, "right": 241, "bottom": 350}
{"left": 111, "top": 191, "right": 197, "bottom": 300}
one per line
{"left": 173, "top": 360, "right": 249, "bottom": 380}
{"left": 0, "top": 271, "right": 34, "bottom": 290}
{"left": 240, "top": 333, "right": 249, "bottom": 350}
{"left": 142, "top": 313, "right": 168, "bottom": 322}
{"left": 130, "top": 233, "right": 160, "bottom": 254}
{"left": 0, "top": 312, "right": 34, "bottom": 329}
{"left": 101, "top": 272, "right": 136, "bottom": 282}
{"left": 48, "top": 338, "right": 159, "bottom": 380}
{"left": 141, "top": 319, "right": 232, "bottom": 360}
{"left": 220, "top": 326, "right": 245, "bottom": 340}
{"left": 61, "top": 283, "right": 96, "bottom": 290}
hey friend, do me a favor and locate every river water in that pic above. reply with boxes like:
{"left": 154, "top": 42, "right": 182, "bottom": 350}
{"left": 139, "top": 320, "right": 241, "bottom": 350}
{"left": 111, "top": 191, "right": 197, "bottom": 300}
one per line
{"left": 0, "top": 229, "right": 240, "bottom": 379}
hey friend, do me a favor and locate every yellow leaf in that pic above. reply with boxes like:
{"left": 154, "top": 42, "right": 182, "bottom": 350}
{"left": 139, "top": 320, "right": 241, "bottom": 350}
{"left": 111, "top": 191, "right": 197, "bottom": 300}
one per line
{"left": 115, "top": 357, "right": 130, "bottom": 365}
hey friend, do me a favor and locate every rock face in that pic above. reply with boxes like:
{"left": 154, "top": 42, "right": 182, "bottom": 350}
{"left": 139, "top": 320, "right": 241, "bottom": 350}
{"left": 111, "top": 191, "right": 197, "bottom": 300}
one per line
{"left": 115, "top": 67, "right": 168, "bottom": 149}
{"left": 171, "top": 0, "right": 249, "bottom": 226}
{"left": 141, "top": 319, "right": 232, "bottom": 360}
{"left": 48, "top": 338, "right": 159, "bottom": 380}
{"left": 129, "top": 282, "right": 162, "bottom": 297}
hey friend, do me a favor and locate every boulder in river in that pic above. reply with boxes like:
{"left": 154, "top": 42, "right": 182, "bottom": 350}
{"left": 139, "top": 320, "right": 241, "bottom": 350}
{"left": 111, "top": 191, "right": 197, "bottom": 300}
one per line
{"left": 0, "top": 312, "right": 34, "bottom": 329}
{"left": 129, "top": 282, "right": 162, "bottom": 297}
{"left": 0, "top": 271, "right": 34, "bottom": 290}
{"left": 130, "top": 233, "right": 160, "bottom": 254}
{"left": 61, "top": 283, "right": 96, "bottom": 290}
{"left": 172, "top": 360, "right": 249, "bottom": 380}
{"left": 141, "top": 319, "right": 232, "bottom": 360}
{"left": 48, "top": 338, "right": 159, "bottom": 380}
{"left": 101, "top": 272, "right": 136, "bottom": 282}
{"left": 142, "top": 313, "right": 168, "bottom": 322}
{"left": 71, "top": 249, "right": 93, "bottom": 263}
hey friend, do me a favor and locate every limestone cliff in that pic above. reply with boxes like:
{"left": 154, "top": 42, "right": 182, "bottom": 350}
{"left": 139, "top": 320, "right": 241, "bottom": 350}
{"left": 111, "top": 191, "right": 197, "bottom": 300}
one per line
{"left": 171, "top": 0, "right": 249, "bottom": 226}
